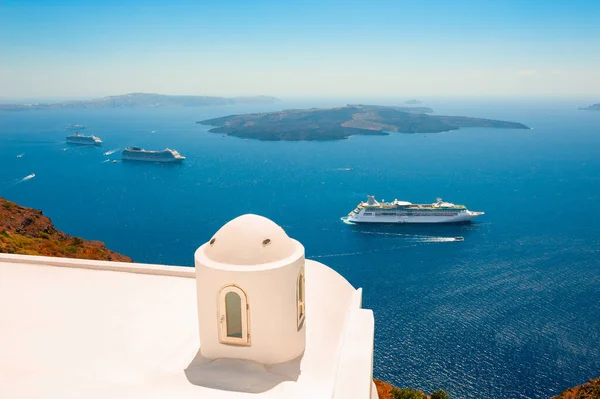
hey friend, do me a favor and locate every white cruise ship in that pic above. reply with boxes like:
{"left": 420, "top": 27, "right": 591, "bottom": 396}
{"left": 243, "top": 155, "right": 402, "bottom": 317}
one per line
{"left": 346, "top": 196, "right": 484, "bottom": 224}
{"left": 66, "top": 132, "right": 103, "bottom": 146}
{"left": 121, "top": 147, "right": 185, "bottom": 163}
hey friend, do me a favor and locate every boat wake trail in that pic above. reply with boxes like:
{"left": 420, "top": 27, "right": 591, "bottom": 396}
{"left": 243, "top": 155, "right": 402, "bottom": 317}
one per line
{"left": 360, "top": 230, "right": 463, "bottom": 242}
{"left": 340, "top": 218, "right": 464, "bottom": 242}
{"left": 20, "top": 173, "right": 36, "bottom": 182}
{"left": 103, "top": 148, "right": 120, "bottom": 156}
{"left": 309, "top": 243, "right": 422, "bottom": 259}
{"left": 414, "top": 236, "right": 460, "bottom": 243}
{"left": 359, "top": 231, "right": 412, "bottom": 237}
{"left": 2, "top": 174, "right": 36, "bottom": 189}
{"left": 310, "top": 250, "right": 375, "bottom": 259}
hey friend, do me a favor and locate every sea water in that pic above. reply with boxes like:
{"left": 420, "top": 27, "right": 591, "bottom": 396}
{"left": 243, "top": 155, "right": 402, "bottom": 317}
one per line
{"left": 1, "top": 99, "right": 599, "bottom": 398}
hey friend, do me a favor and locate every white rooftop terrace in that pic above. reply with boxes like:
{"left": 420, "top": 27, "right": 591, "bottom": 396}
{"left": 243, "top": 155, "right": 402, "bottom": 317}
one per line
{"left": 0, "top": 252, "right": 376, "bottom": 398}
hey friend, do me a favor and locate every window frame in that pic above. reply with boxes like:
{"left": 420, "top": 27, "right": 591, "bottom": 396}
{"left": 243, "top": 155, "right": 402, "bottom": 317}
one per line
{"left": 218, "top": 284, "right": 251, "bottom": 346}
{"left": 297, "top": 268, "right": 306, "bottom": 330}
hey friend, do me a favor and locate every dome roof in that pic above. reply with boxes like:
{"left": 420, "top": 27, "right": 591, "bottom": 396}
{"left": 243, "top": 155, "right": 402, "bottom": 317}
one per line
{"left": 203, "top": 214, "right": 297, "bottom": 266}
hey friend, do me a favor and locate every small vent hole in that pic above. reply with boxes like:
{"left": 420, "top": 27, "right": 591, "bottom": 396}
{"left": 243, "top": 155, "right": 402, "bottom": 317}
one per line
{"left": 262, "top": 238, "right": 271, "bottom": 246}
{"left": 209, "top": 238, "right": 216, "bottom": 246}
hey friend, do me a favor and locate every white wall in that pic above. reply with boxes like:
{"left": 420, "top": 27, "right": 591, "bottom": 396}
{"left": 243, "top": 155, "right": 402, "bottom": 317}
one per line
{"left": 195, "top": 245, "right": 306, "bottom": 365}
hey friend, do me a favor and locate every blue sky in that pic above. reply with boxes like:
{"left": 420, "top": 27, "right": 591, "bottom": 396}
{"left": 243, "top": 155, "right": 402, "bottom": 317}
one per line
{"left": 1, "top": 0, "right": 599, "bottom": 98}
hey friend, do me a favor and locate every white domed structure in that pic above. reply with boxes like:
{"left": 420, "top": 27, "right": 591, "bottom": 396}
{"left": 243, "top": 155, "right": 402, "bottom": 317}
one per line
{"left": 203, "top": 214, "right": 297, "bottom": 266}
{"left": 195, "top": 214, "right": 306, "bottom": 364}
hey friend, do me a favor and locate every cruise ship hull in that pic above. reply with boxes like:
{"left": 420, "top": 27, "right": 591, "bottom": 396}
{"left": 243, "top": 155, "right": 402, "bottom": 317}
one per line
{"left": 121, "top": 156, "right": 184, "bottom": 163}
{"left": 66, "top": 139, "right": 102, "bottom": 146}
{"left": 348, "top": 211, "right": 483, "bottom": 224}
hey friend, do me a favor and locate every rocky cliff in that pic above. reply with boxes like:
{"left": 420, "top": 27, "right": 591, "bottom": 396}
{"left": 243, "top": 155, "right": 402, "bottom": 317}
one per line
{"left": 374, "top": 379, "right": 448, "bottom": 399}
{"left": 0, "top": 198, "right": 131, "bottom": 262}
{"left": 551, "top": 377, "right": 600, "bottom": 399}
{"left": 375, "top": 377, "right": 600, "bottom": 399}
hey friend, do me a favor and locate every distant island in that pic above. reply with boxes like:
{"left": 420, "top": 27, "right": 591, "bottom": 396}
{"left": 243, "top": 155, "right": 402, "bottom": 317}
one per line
{"left": 578, "top": 103, "right": 600, "bottom": 111}
{"left": 0, "top": 198, "right": 131, "bottom": 261}
{"left": 0, "top": 92, "right": 279, "bottom": 111}
{"left": 405, "top": 99, "right": 423, "bottom": 105}
{"left": 197, "top": 104, "right": 530, "bottom": 141}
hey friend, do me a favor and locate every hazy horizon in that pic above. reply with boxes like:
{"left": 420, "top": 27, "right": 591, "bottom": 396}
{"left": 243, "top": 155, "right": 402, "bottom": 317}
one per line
{"left": 1, "top": 0, "right": 599, "bottom": 99}
{"left": 1, "top": 94, "right": 598, "bottom": 105}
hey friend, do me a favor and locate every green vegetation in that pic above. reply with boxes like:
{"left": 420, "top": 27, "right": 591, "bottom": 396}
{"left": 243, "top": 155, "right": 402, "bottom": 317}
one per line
{"left": 430, "top": 390, "right": 450, "bottom": 399}
{"left": 198, "top": 104, "right": 530, "bottom": 141}
{"left": 390, "top": 387, "right": 450, "bottom": 399}
{"left": 391, "top": 387, "right": 427, "bottom": 399}
{"left": 390, "top": 388, "right": 450, "bottom": 399}
{"left": 0, "top": 230, "right": 119, "bottom": 259}
{"left": 65, "top": 246, "right": 78, "bottom": 253}
{"left": 38, "top": 232, "right": 51, "bottom": 240}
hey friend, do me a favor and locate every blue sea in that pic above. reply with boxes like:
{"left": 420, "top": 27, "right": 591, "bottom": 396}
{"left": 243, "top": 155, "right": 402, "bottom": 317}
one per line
{"left": 1, "top": 99, "right": 599, "bottom": 398}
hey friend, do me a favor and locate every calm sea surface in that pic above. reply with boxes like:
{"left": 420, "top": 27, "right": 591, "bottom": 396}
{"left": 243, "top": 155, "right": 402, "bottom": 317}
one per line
{"left": 1, "top": 99, "right": 599, "bottom": 398}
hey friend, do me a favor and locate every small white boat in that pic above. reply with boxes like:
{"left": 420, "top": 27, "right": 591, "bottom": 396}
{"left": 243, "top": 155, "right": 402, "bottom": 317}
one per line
{"left": 65, "top": 124, "right": 86, "bottom": 130}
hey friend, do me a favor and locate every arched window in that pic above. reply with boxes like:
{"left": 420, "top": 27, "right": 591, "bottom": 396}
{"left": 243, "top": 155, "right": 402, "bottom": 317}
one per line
{"left": 218, "top": 285, "right": 250, "bottom": 345}
{"left": 297, "top": 268, "right": 305, "bottom": 330}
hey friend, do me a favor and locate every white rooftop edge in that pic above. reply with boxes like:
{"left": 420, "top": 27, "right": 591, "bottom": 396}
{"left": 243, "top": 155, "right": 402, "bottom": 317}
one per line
{"left": 0, "top": 214, "right": 377, "bottom": 399}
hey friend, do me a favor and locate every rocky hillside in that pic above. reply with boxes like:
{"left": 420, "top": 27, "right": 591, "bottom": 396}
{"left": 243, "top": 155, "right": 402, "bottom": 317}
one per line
{"left": 374, "top": 379, "right": 449, "bottom": 399}
{"left": 0, "top": 198, "right": 131, "bottom": 262}
{"left": 551, "top": 377, "right": 600, "bottom": 399}
{"left": 375, "top": 377, "right": 600, "bottom": 399}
